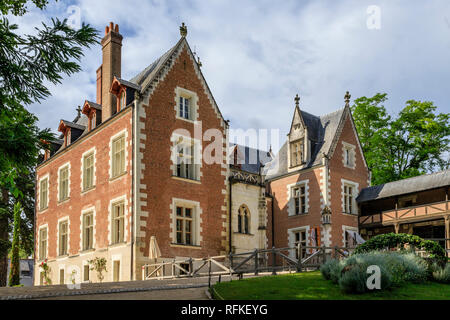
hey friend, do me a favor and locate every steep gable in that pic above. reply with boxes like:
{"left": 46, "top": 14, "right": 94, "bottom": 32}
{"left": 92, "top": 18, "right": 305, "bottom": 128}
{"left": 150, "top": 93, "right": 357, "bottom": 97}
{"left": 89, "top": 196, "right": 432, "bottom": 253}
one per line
{"left": 129, "top": 37, "right": 227, "bottom": 130}
{"left": 327, "top": 106, "right": 368, "bottom": 170}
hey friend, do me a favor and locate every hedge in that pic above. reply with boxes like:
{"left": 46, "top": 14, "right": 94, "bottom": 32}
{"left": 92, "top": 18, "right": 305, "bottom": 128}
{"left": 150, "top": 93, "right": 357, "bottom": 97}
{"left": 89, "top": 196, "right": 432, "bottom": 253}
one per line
{"left": 354, "top": 233, "right": 447, "bottom": 264}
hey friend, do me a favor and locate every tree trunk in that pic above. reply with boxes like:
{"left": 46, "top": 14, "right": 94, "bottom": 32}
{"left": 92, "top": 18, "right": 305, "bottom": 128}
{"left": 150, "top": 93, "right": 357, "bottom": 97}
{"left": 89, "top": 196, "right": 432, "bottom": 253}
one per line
{"left": 0, "top": 219, "right": 8, "bottom": 287}
{"left": 0, "top": 189, "right": 10, "bottom": 287}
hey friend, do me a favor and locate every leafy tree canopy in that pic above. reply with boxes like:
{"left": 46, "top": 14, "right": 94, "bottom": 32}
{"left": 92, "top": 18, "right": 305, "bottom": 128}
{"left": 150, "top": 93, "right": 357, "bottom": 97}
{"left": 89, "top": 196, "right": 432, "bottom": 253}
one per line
{"left": 0, "top": 0, "right": 98, "bottom": 286}
{"left": 0, "top": 0, "right": 50, "bottom": 16}
{"left": 352, "top": 94, "right": 449, "bottom": 185}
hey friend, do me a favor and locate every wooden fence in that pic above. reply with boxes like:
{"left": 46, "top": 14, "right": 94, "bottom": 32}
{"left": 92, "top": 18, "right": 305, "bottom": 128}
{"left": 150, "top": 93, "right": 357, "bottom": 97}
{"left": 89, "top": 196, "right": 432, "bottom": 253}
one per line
{"left": 141, "top": 245, "right": 356, "bottom": 282}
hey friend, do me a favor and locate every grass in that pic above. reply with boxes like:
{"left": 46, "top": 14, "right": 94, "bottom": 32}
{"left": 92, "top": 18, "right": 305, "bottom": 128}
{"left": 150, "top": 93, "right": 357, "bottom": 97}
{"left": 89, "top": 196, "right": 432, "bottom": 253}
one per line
{"left": 212, "top": 271, "right": 450, "bottom": 300}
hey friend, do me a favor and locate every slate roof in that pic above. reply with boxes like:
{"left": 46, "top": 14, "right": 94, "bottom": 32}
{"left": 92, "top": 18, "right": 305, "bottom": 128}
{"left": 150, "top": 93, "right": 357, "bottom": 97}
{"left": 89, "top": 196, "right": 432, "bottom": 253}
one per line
{"left": 230, "top": 144, "right": 274, "bottom": 175}
{"left": 60, "top": 120, "right": 86, "bottom": 131}
{"left": 114, "top": 77, "right": 141, "bottom": 91}
{"left": 265, "top": 108, "right": 345, "bottom": 180}
{"left": 357, "top": 169, "right": 450, "bottom": 203}
{"left": 85, "top": 101, "right": 102, "bottom": 110}
{"left": 130, "top": 39, "right": 182, "bottom": 90}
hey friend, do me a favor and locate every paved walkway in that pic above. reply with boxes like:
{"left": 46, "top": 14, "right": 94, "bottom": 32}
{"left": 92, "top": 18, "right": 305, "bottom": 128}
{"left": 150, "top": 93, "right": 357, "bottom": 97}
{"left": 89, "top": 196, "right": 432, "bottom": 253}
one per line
{"left": 0, "top": 271, "right": 292, "bottom": 300}
{"left": 39, "top": 287, "right": 210, "bottom": 300}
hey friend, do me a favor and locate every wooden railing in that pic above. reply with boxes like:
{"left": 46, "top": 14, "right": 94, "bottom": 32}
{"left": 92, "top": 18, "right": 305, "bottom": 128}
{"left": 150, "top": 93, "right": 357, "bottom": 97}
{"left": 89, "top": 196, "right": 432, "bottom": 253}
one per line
{"left": 141, "top": 245, "right": 357, "bottom": 284}
{"left": 360, "top": 200, "right": 449, "bottom": 226}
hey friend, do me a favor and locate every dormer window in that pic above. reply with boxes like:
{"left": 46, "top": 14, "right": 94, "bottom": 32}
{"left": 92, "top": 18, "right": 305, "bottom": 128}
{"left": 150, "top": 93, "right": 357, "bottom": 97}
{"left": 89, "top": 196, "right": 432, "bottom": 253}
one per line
{"left": 90, "top": 113, "right": 96, "bottom": 130}
{"left": 64, "top": 129, "right": 71, "bottom": 147}
{"left": 290, "top": 140, "right": 304, "bottom": 167}
{"left": 82, "top": 101, "right": 101, "bottom": 132}
{"left": 119, "top": 91, "right": 126, "bottom": 111}
{"left": 44, "top": 149, "right": 50, "bottom": 161}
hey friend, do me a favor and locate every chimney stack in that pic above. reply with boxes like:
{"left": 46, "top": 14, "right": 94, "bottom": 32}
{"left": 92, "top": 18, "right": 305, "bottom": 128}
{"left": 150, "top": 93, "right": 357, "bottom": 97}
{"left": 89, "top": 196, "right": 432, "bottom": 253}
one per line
{"left": 100, "top": 22, "right": 123, "bottom": 122}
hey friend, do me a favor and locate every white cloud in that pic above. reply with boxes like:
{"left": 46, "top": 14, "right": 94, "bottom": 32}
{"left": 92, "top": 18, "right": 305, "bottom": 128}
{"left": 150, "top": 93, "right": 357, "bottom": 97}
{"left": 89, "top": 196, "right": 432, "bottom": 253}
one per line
{"left": 15, "top": 0, "right": 450, "bottom": 148}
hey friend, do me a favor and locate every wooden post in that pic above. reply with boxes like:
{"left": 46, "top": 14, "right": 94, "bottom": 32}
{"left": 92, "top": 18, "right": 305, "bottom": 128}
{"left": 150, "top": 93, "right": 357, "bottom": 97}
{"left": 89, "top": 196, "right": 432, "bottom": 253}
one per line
{"left": 445, "top": 215, "right": 450, "bottom": 258}
{"left": 172, "top": 259, "right": 175, "bottom": 278}
{"left": 189, "top": 258, "right": 193, "bottom": 277}
{"left": 297, "top": 244, "right": 303, "bottom": 273}
{"left": 254, "top": 249, "right": 259, "bottom": 275}
{"left": 395, "top": 223, "right": 400, "bottom": 234}
{"left": 208, "top": 258, "right": 212, "bottom": 288}
{"left": 272, "top": 247, "right": 277, "bottom": 275}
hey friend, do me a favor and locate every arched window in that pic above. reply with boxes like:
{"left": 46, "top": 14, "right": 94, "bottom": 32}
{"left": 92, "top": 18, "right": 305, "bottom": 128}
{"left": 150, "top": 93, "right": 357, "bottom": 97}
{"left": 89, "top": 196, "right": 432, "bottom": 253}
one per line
{"left": 238, "top": 205, "right": 250, "bottom": 234}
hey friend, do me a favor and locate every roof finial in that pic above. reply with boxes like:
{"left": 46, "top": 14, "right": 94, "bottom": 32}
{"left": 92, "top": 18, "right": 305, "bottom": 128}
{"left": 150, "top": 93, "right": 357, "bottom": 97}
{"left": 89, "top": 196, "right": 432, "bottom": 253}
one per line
{"left": 345, "top": 91, "right": 351, "bottom": 107}
{"left": 76, "top": 106, "right": 82, "bottom": 117}
{"left": 180, "top": 22, "right": 188, "bottom": 37}
{"left": 197, "top": 56, "right": 202, "bottom": 68}
{"left": 295, "top": 94, "right": 300, "bottom": 108}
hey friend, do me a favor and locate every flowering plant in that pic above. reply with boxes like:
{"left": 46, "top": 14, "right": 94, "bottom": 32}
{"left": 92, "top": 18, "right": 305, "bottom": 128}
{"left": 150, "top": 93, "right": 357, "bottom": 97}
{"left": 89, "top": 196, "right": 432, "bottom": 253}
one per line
{"left": 39, "top": 259, "right": 52, "bottom": 286}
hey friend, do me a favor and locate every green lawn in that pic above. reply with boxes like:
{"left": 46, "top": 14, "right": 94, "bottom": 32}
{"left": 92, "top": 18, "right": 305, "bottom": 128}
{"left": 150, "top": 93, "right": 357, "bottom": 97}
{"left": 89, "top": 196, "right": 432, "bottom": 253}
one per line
{"left": 212, "top": 271, "right": 450, "bottom": 300}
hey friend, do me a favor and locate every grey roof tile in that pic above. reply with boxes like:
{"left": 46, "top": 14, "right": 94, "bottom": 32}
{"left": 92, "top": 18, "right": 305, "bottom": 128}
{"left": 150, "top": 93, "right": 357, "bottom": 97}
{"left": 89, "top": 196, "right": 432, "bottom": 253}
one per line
{"left": 229, "top": 144, "right": 273, "bottom": 174}
{"left": 357, "top": 169, "right": 450, "bottom": 203}
{"left": 265, "top": 108, "right": 345, "bottom": 180}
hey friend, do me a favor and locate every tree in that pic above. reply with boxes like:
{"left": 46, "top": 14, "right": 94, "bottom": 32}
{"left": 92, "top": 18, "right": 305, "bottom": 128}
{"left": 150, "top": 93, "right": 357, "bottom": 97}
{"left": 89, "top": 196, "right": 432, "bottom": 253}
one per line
{"left": 0, "top": 1, "right": 98, "bottom": 286}
{"left": 352, "top": 94, "right": 450, "bottom": 186}
{"left": 8, "top": 203, "right": 21, "bottom": 287}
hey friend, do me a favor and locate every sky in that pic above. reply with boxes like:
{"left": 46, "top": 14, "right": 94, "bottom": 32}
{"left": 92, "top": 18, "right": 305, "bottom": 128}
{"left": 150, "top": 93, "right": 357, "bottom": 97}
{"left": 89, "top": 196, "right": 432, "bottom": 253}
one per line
{"left": 9, "top": 0, "right": 450, "bottom": 151}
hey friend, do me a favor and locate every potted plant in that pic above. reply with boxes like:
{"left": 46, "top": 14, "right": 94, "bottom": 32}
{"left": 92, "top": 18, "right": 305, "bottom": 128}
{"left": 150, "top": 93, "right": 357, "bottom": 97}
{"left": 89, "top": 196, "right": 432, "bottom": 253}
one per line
{"left": 40, "top": 259, "right": 52, "bottom": 286}
{"left": 89, "top": 257, "right": 107, "bottom": 283}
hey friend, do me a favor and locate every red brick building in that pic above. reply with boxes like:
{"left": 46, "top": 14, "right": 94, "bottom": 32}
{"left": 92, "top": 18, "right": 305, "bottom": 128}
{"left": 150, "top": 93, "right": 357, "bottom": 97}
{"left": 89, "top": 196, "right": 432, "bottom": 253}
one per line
{"left": 34, "top": 22, "right": 370, "bottom": 285}
{"left": 265, "top": 93, "right": 370, "bottom": 255}
{"left": 34, "top": 23, "right": 229, "bottom": 284}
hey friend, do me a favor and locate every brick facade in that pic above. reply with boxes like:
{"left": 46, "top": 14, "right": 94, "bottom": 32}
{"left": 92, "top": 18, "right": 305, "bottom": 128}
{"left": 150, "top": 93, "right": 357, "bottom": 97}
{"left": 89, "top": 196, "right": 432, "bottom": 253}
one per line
{"left": 34, "top": 22, "right": 370, "bottom": 285}
{"left": 267, "top": 108, "right": 369, "bottom": 251}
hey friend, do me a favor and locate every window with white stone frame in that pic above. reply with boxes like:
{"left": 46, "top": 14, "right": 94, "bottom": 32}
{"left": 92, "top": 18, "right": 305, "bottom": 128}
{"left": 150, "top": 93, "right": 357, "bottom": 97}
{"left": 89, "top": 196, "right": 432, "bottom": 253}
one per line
{"left": 174, "top": 87, "right": 199, "bottom": 122}
{"left": 293, "top": 185, "right": 307, "bottom": 215}
{"left": 38, "top": 226, "right": 48, "bottom": 261}
{"left": 288, "top": 226, "right": 310, "bottom": 259}
{"left": 112, "top": 135, "right": 126, "bottom": 178}
{"left": 290, "top": 139, "right": 304, "bottom": 167}
{"left": 294, "top": 230, "right": 307, "bottom": 259}
{"left": 58, "top": 219, "right": 69, "bottom": 256}
{"left": 176, "top": 207, "right": 193, "bottom": 245}
{"left": 287, "top": 180, "right": 309, "bottom": 216}
{"left": 342, "top": 226, "right": 359, "bottom": 248}
{"left": 82, "top": 211, "right": 94, "bottom": 251}
{"left": 111, "top": 201, "right": 125, "bottom": 244}
{"left": 39, "top": 176, "right": 49, "bottom": 211}
{"left": 82, "top": 151, "right": 95, "bottom": 191}
{"left": 342, "top": 180, "right": 358, "bottom": 215}
{"left": 342, "top": 142, "right": 356, "bottom": 169}
{"left": 58, "top": 164, "right": 70, "bottom": 202}
{"left": 171, "top": 134, "right": 201, "bottom": 182}
{"left": 171, "top": 199, "right": 201, "bottom": 247}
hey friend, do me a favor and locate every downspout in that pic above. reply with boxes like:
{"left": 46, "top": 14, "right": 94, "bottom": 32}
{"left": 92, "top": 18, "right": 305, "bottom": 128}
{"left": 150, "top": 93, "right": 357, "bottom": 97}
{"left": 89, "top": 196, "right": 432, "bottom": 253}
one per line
{"left": 130, "top": 97, "right": 137, "bottom": 281}
{"left": 228, "top": 176, "right": 233, "bottom": 253}
{"left": 33, "top": 172, "right": 37, "bottom": 284}
{"left": 270, "top": 190, "right": 275, "bottom": 247}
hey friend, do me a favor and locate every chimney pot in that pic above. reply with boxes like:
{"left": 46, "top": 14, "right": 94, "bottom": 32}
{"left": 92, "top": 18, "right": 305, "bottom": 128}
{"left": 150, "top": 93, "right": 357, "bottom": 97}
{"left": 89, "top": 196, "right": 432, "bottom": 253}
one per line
{"left": 105, "top": 26, "right": 109, "bottom": 35}
{"left": 101, "top": 21, "right": 123, "bottom": 123}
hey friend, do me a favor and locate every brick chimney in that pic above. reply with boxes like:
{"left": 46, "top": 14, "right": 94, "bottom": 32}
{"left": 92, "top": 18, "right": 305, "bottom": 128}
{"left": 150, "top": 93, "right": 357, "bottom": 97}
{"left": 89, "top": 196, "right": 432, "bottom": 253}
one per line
{"left": 100, "top": 22, "right": 123, "bottom": 122}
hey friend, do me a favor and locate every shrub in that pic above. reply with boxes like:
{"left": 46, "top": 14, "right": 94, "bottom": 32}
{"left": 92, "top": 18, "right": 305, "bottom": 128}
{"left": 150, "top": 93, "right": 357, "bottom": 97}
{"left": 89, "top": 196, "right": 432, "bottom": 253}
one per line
{"left": 320, "top": 251, "right": 428, "bottom": 294}
{"left": 339, "top": 264, "right": 392, "bottom": 294}
{"left": 354, "top": 233, "right": 446, "bottom": 264}
{"left": 320, "top": 259, "right": 339, "bottom": 281}
{"left": 433, "top": 264, "right": 450, "bottom": 283}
